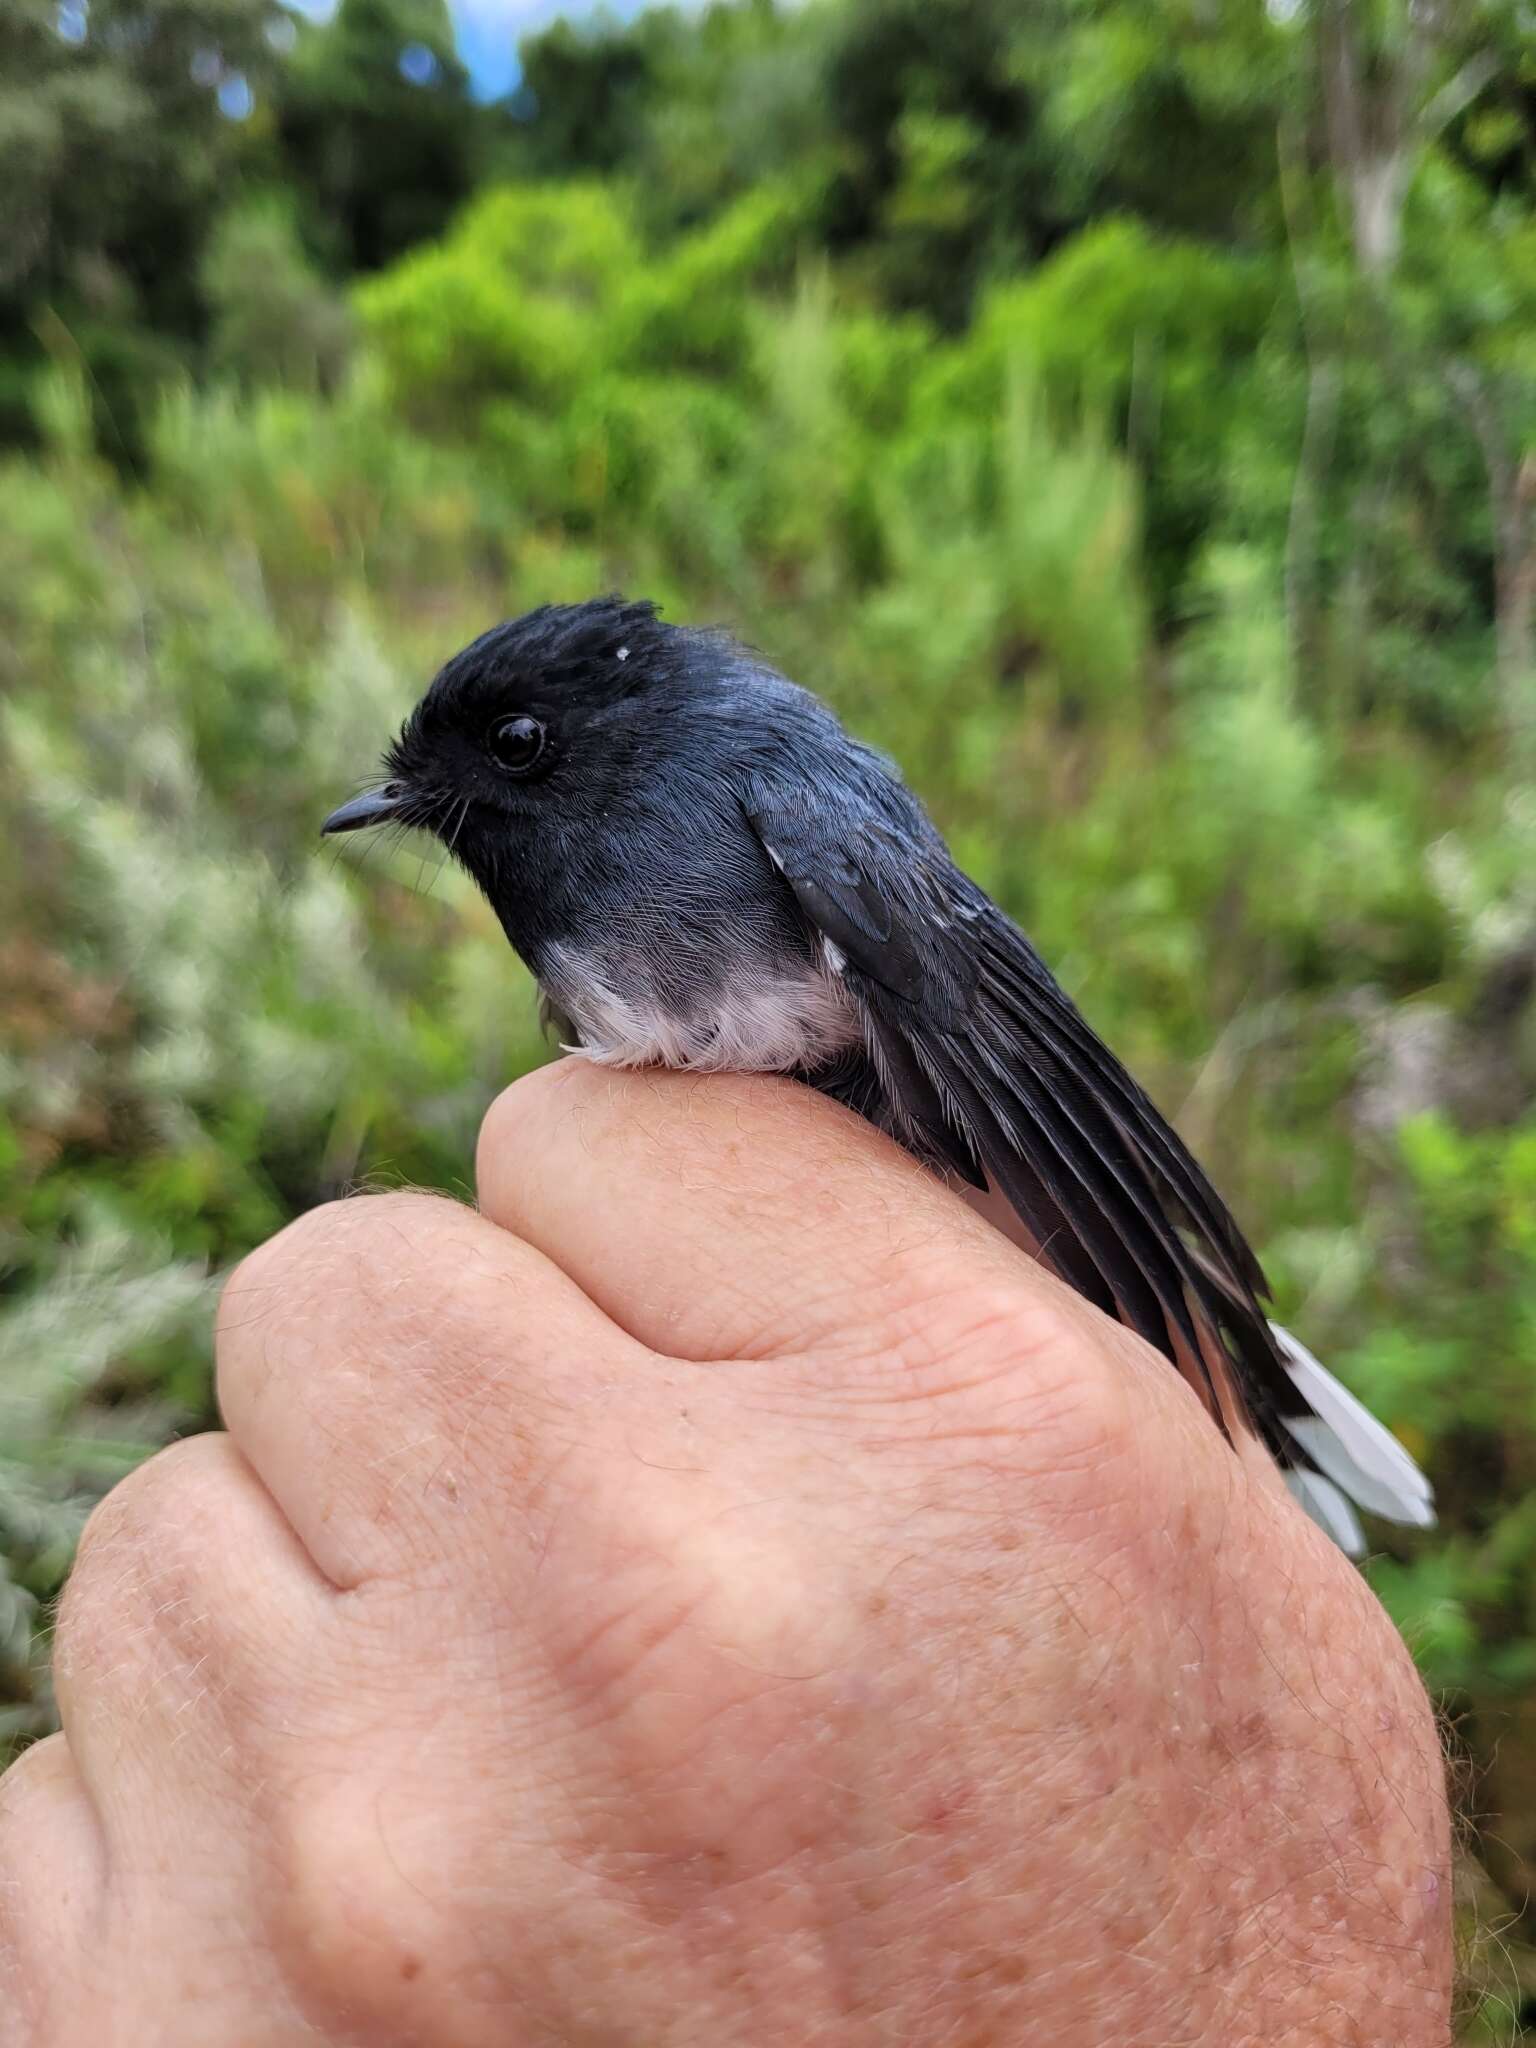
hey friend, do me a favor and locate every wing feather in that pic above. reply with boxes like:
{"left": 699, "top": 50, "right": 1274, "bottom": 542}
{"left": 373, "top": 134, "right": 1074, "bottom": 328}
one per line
{"left": 748, "top": 776, "right": 1258, "bottom": 1428}
{"left": 742, "top": 773, "right": 1433, "bottom": 1534}
{"left": 977, "top": 937, "right": 1264, "bottom": 1292}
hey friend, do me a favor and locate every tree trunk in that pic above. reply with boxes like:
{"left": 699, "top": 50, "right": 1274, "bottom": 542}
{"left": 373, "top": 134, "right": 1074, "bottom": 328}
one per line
{"left": 1447, "top": 363, "right": 1536, "bottom": 760}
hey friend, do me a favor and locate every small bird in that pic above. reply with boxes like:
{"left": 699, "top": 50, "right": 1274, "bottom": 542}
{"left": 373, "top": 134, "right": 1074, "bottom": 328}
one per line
{"left": 323, "top": 595, "right": 1433, "bottom": 1554}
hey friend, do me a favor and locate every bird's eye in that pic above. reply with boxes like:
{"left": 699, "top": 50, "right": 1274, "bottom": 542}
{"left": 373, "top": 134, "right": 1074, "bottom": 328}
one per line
{"left": 486, "top": 714, "right": 548, "bottom": 777}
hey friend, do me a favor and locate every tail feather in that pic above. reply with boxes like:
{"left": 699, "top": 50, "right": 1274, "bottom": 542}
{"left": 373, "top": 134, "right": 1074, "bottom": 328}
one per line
{"left": 1271, "top": 1323, "right": 1435, "bottom": 1545}
{"left": 1285, "top": 1467, "right": 1367, "bottom": 1557}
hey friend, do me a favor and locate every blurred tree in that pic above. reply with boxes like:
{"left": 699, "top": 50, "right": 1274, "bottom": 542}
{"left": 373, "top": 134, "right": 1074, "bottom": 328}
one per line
{"left": 0, "top": 1, "right": 82, "bottom": 299}
{"left": 0, "top": 0, "right": 280, "bottom": 448}
{"left": 1031, "top": 0, "right": 1288, "bottom": 237}
{"left": 1312, "top": 0, "right": 1507, "bottom": 283}
{"left": 815, "top": 0, "right": 1062, "bottom": 318}
{"left": 1273, "top": 0, "right": 1535, "bottom": 741}
{"left": 634, "top": 0, "right": 831, "bottom": 225}
{"left": 273, "top": 0, "right": 484, "bottom": 272}
{"left": 512, "top": 11, "right": 660, "bottom": 179}
{"left": 0, "top": 0, "right": 279, "bottom": 315}
{"left": 505, "top": 2, "right": 827, "bottom": 235}
{"left": 202, "top": 197, "right": 352, "bottom": 391}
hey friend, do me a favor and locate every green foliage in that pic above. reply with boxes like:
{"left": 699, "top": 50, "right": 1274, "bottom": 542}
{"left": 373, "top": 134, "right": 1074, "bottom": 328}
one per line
{"left": 952, "top": 224, "right": 1277, "bottom": 593}
{"left": 202, "top": 198, "right": 353, "bottom": 392}
{"left": 359, "top": 182, "right": 640, "bottom": 413}
{"left": 813, "top": 0, "right": 1059, "bottom": 314}
{"left": 274, "top": 0, "right": 484, "bottom": 273}
{"left": 357, "top": 172, "right": 822, "bottom": 427}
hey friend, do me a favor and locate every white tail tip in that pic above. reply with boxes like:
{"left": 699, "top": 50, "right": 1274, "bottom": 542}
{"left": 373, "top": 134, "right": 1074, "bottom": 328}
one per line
{"left": 1285, "top": 1468, "right": 1367, "bottom": 1556}
{"left": 1270, "top": 1323, "right": 1435, "bottom": 1550}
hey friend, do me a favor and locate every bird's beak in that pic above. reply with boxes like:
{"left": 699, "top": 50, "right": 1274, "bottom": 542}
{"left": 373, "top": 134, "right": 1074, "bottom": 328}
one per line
{"left": 320, "top": 785, "right": 402, "bottom": 836}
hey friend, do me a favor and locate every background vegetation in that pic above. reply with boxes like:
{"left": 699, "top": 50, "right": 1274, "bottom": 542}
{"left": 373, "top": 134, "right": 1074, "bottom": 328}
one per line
{"left": 1, "top": 0, "right": 1534, "bottom": 2030}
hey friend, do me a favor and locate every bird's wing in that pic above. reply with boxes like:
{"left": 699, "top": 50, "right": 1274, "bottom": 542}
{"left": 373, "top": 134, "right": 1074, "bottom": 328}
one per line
{"left": 742, "top": 772, "right": 1295, "bottom": 1451}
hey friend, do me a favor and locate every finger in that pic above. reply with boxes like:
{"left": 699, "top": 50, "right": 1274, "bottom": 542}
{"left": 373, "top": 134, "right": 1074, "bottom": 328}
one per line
{"left": 476, "top": 1061, "right": 1083, "bottom": 1372}
{"left": 50, "top": 1433, "right": 330, "bottom": 1836}
{"left": 215, "top": 1190, "right": 652, "bottom": 1587}
{"left": 0, "top": 1734, "right": 106, "bottom": 2010}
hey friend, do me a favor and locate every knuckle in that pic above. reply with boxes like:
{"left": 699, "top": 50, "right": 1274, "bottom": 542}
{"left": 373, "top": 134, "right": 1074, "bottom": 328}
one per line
{"left": 227, "top": 1195, "right": 355, "bottom": 1286}
{"left": 218, "top": 1191, "right": 468, "bottom": 1350}
{"left": 0, "top": 1741, "right": 80, "bottom": 2032}
{"left": 269, "top": 1779, "right": 394, "bottom": 2014}
{"left": 875, "top": 1270, "right": 1072, "bottom": 1389}
{"left": 0, "top": 1733, "right": 67, "bottom": 1830}
{"left": 854, "top": 1269, "right": 1142, "bottom": 1481}
{"left": 67, "top": 1442, "right": 175, "bottom": 1584}
{"left": 55, "top": 1436, "right": 324, "bottom": 1753}
{"left": 1031, "top": 1331, "right": 1139, "bottom": 1479}
{"left": 57, "top": 1438, "right": 227, "bottom": 1679}
{"left": 226, "top": 1190, "right": 454, "bottom": 1285}
{"left": 215, "top": 1207, "right": 336, "bottom": 1349}
{"left": 268, "top": 1775, "right": 493, "bottom": 2035}
{"left": 479, "top": 1055, "right": 594, "bottom": 1168}
{"left": 554, "top": 1475, "right": 810, "bottom": 1701}
{"left": 324, "top": 1190, "right": 471, "bottom": 1306}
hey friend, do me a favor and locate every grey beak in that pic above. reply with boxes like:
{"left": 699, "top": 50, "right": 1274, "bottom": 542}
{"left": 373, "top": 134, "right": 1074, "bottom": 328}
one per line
{"left": 321, "top": 785, "right": 402, "bottom": 835}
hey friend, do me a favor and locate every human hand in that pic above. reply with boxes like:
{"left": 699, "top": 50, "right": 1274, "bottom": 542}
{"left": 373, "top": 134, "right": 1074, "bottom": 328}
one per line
{"left": 0, "top": 1064, "right": 1451, "bottom": 2044}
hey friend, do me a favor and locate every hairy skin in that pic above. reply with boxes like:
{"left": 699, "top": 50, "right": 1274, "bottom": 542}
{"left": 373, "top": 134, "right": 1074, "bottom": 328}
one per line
{"left": 0, "top": 1065, "right": 1450, "bottom": 2045}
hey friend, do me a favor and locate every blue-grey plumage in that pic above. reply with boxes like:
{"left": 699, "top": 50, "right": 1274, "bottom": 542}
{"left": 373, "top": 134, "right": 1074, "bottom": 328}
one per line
{"left": 321, "top": 595, "right": 1434, "bottom": 1555}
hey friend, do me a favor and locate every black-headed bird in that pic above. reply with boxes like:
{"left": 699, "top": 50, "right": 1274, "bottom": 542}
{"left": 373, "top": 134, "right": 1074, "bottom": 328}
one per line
{"left": 323, "top": 596, "right": 1433, "bottom": 1554}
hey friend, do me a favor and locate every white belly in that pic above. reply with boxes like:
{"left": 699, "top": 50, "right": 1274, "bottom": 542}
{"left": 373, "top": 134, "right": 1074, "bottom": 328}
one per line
{"left": 541, "top": 941, "right": 861, "bottom": 1073}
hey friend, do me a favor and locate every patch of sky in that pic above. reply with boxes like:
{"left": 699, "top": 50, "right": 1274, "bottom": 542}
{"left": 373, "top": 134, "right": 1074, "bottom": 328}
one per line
{"left": 399, "top": 41, "right": 441, "bottom": 86}
{"left": 218, "top": 72, "right": 255, "bottom": 121}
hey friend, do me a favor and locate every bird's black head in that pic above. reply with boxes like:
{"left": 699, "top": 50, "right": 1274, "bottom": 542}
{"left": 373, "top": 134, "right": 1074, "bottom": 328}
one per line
{"left": 321, "top": 594, "right": 775, "bottom": 963}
